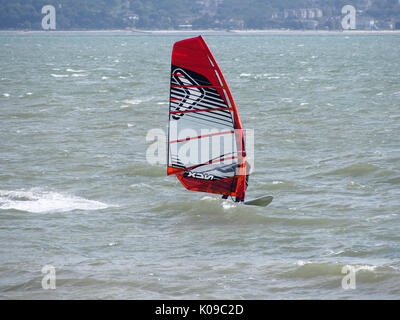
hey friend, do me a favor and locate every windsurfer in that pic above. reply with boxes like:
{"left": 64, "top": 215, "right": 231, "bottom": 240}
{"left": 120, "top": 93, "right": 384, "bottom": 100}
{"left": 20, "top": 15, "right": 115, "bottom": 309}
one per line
{"left": 221, "top": 162, "right": 250, "bottom": 202}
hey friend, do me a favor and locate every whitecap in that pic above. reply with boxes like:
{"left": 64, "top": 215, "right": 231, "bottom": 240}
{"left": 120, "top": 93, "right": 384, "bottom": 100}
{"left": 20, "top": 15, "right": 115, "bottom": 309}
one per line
{"left": 129, "top": 183, "right": 153, "bottom": 191}
{"left": 240, "top": 73, "right": 251, "bottom": 77}
{"left": 122, "top": 97, "right": 153, "bottom": 105}
{"left": 222, "top": 200, "right": 236, "bottom": 210}
{"left": 200, "top": 196, "right": 236, "bottom": 209}
{"left": 347, "top": 264, "right": 377, "bottom": 272}
{"left": 296, "top": 260, "right": 312, "bottom": 266}
{"left": 323, "top": 249, "right": 344, "bottom": 256}
{"left": 122, "top": 99, "right": 142, "bottom": 105}
{"left": 200, "top": 196, "right": 218, "bottom": 201}
{"left": 0, "top": 189, "right": 114, "bottom": 213}
{"left": 2, "top": 93, "right": 10, "bottom": 97}
{"left": 66, "top": 68, "right": 85, "bottom": 73}
{"left": 71, "top": 73, "right": 88, "bottom": 77}
{"left": 51, "top": 74, "right": 69, "bottom": 78}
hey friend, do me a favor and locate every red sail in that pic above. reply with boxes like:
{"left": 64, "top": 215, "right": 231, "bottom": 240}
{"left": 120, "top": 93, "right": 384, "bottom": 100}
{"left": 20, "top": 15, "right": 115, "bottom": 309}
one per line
{"left": 167, "top": 36, "right": 247, "bottom": 201}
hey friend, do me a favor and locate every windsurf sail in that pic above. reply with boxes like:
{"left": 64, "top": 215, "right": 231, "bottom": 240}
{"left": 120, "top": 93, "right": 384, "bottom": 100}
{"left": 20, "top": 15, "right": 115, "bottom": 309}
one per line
{"left": 167, "top": 36, "right": 247, "bottom": 202}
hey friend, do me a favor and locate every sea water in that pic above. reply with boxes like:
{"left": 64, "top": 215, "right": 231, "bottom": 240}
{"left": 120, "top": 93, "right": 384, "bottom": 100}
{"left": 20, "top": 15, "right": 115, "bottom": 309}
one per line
{"left": 0, "top": 32, "right": 399, "bottom": 299}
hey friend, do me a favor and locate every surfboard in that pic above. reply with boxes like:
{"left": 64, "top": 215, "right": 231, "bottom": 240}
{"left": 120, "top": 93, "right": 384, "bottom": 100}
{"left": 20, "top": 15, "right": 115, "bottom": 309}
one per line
{"left": 244, "top": 195, "right": 273, "bottom": 207}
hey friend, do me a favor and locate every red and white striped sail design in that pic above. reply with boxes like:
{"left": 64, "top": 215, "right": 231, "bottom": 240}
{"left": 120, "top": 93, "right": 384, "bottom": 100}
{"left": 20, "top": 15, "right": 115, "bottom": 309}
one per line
{"left": 167, "top": 36, "right": 247, "bottom": 201}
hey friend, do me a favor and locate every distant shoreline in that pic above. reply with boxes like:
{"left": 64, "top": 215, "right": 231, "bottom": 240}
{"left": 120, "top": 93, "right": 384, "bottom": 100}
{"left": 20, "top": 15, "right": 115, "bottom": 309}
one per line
{"left": 1, "top": 29, "right": 399, "bottom": 35}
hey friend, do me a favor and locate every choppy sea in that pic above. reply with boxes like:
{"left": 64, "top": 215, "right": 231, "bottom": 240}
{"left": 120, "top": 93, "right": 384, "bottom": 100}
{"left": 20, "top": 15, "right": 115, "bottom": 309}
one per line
{"left": 0, "top": 31, "right": 399, "bottom": 299}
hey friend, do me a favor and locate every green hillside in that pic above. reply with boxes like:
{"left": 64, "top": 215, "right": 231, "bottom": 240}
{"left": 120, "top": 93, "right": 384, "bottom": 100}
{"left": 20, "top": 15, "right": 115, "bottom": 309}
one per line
{"left": 0, "top": 0, "right": 399, "bottom": 30}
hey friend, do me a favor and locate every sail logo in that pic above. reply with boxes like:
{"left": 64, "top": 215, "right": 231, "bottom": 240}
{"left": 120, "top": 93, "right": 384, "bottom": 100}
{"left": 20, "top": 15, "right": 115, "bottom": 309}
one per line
{"left": 170, "top": 68, "right": 205, "bottom": 120}
{"left": 187, "top": 171, "right": 214, "bottom": 180}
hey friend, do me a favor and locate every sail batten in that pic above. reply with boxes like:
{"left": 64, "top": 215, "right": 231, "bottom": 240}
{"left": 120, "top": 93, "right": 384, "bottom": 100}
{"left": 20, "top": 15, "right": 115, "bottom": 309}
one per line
{"left": 167, "top": 36, "right": 247, "bottom": 201}
{"left": 169, "top": 107, "right": 232, "bottom": 115}
{"left": 171, "top": 85, "right": 224, "bottom": 89}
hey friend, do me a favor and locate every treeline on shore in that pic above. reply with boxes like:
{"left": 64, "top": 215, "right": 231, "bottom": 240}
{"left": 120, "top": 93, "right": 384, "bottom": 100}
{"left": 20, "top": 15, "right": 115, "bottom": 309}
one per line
{"left": 0, "top": 0, "right": 399, "bottom": 30}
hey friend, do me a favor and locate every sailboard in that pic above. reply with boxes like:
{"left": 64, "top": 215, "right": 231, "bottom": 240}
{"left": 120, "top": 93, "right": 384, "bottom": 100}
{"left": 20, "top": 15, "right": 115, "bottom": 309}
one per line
{"left": 244, "top": 195, "right": 273, "bottom": 207}
{"left": 167, "top": 35, "right": 272, "bottom": 206}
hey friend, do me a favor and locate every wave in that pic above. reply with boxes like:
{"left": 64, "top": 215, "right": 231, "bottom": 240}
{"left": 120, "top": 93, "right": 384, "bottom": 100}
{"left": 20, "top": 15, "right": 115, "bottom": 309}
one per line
{"left": 122, "top": 99, "right": 146, "bottom": 105}
{"left": 113, "top": 164, "right": 165, "bottom": 177}
{"left": 0, "top": 188, "right": 114, "bottom": 213}
{"left": 129, "top": 183, "right": 155, "bottom": 192}
{"left": 257, "top": 179, "right": 300, "bottom": 191}
{"left": 283, "top": 261, "right": 397, "bottom": 284}
{"left": 325, "top": 163, "right": 380, "bottom": 177}
{"left": 66, "top": 68, "right": 86, "bottom": 73}
{"left": 150, "top": 196, "right": 277, "bottom": 226}
{"left": 51, "top": 74, "right": 69, "bottom": 78}
{"left": 378, "top": 176, "right": 400, "bottom": 184}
